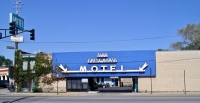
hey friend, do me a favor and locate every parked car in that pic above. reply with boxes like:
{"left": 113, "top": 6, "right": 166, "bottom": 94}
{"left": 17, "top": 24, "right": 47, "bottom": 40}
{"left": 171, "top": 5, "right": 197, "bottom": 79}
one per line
{"left": 98, "top": 82, "right": 108, "bottom": 88}
{"left": 0, "top": 81, "right": 9, "bottom": 88}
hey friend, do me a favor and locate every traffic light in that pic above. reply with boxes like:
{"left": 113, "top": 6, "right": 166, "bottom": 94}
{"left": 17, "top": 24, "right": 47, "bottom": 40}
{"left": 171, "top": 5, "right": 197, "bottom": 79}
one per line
{"left": 30, "top": 29, "right": 35, "bottom": 40}
{"left": 9, "top": 21, "right": 16, "bottom": 35}
{"left": 0, "top": 32, "right": 2, "bottom": 39}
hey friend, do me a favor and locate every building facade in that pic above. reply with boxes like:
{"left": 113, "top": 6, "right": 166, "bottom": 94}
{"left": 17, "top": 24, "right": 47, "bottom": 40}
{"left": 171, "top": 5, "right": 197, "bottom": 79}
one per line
{"left": 0, "top": 67, "right": 9, "bottom": 87}
{"left": 50, "top": 50, "right": 200, "bottom": 93}
{"left": 52, "top": 50, "right": 156, "bottom": 92}
{"left": 139, "top": 51, "right": 200, "bottom": 93}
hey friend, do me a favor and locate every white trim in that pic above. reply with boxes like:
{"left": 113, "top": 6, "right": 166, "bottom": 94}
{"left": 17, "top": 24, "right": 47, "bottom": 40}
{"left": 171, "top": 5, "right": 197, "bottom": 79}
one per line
{"left": 5, "top": 75, "right": 7, "bottom": 80}
{"left": 62, "top": 70, "right": 145, "bottom": 73}
{"left": 0, "top": 68, "right": 8, "bottom": 71}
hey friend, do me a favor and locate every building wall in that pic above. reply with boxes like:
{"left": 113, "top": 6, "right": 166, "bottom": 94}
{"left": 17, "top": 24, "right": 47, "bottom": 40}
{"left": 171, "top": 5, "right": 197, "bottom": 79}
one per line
{"left": 121, "top": 78, "right": 132, "bottom": 86}
{"left": 0, "top": 68, "right": 8, "bottom": 80}
{"left": 0, "top": 67, "right": 9, "bottom": 87}
{"left": 39, "top": 74, "right": 67, "bottom": 93}
{"left": 39, "top": 80, "right": 67, "bottom": 93}
{"left": 138, "top": 51, "right": 200, "bottom": 92}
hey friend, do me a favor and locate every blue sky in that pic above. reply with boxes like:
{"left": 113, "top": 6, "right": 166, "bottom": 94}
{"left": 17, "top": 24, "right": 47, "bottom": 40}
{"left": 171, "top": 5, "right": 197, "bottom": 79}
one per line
{"left": 0, "top": 0, "right": 200, "bottom": 62}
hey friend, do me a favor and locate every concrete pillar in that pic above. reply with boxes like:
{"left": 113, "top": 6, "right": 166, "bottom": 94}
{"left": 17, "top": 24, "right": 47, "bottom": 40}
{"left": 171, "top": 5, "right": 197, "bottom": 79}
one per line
{"left": 132, "top": 77, "right": 134, "bottom": 92}
{"left": 5, "top": 75, "right": 8, "bottom": 80}
{"left": 118, "top": 77, "right": 121, "bottom": 87}
{"left": 0, "top": 76, "right": 3, "bottom": 80}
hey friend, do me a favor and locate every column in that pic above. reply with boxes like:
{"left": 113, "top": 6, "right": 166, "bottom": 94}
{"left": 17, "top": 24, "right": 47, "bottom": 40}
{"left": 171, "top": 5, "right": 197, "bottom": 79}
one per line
{"left": 5, "top": 75, "right": 7, "bottom": 80}
{"left": 118, "top": 77, "right": 121, "bottom": 87}
{"left": 0, "top": 76, "right": 3, "bottom": 80}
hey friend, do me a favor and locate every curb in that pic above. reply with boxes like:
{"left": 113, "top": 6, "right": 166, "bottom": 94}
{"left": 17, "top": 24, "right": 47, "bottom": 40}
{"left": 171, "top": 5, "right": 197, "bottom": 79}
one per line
{"left": 1, "top": 92, "right": 200, "bottom": 97}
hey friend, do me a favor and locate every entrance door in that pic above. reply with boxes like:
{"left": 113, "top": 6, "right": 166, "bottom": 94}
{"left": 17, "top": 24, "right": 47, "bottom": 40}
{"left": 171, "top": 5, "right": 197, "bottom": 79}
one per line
{"left": 132, "top": 78, "right": 138, "bottom": 92}
{"left": 115, "top": 79, "right": 118, "bottom": 86}
{"left": 88, "top": 77, "right": 98, "bottom": 91}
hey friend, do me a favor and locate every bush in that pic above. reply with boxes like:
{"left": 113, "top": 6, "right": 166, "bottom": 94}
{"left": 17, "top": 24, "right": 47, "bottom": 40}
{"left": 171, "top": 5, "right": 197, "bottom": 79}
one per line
{"left": 32, "top": 86, "right": 42, "bottom": 93}
{"left": 38, "top": 88, "right": 42, "bottom": 92}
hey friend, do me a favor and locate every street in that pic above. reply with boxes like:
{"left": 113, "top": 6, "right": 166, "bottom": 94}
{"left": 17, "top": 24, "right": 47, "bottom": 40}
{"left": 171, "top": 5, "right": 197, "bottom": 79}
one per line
{"left": 0, "top": 95, "right": 200, "bottom": 103}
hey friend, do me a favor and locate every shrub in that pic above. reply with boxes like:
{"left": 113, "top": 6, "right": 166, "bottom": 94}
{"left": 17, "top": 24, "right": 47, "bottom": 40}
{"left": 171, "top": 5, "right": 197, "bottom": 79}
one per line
{"left": 32, "top": 86, "right": 42, "bottom": 93}
{"left": 38, "top": 88, "right": 42, "bottom": 92}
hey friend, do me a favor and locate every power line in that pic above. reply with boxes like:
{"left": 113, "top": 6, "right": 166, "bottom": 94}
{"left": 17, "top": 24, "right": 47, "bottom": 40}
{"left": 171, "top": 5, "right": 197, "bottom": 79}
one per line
{"left": 52, "top": 57, "right": 200, "bottom": 64}
{"left": 156, "top": 57, "right": 200, "bottom": 63}
{"left": 0, "top": 35, "right": 178, "bottom": 44}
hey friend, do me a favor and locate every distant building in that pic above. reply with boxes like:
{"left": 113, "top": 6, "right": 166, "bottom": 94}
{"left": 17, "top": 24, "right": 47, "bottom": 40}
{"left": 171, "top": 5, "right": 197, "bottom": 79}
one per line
{"left": 0, "top": 67, "right": 9, "bottom": 87}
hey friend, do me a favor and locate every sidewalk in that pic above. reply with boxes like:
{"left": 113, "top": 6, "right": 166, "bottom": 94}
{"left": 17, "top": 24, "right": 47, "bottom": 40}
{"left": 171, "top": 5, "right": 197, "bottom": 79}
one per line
{"left": 1, "top": 91, "right": 200, "bottom": 97}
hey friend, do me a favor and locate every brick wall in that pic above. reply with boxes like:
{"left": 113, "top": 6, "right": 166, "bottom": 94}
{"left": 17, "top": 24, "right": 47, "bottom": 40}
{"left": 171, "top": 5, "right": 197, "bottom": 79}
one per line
{"left": 39, "top": 74, "right": 67, "bottom": 93}
{"left": 121, "top": 78, "right": 132, "bottom": 86}
{"left": 138, "top": 51, "right": 200, "bottom": 92}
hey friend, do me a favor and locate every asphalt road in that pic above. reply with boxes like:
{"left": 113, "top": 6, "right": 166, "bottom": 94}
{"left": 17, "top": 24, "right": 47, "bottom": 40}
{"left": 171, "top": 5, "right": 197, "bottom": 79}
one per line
{"left": 0, "top": 96, "right": 200, "bottom": 103}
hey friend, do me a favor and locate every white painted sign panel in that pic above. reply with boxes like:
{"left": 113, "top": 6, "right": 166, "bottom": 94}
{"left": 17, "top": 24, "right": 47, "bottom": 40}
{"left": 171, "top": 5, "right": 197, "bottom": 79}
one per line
{"left": 10, "top": 35, "right": 23, "bottom": 42}
{"left": 110, "top": 76, "right": 118, "bottom": 79}
{"left": 82, "top": 78, "right": 88, "bottom": 83}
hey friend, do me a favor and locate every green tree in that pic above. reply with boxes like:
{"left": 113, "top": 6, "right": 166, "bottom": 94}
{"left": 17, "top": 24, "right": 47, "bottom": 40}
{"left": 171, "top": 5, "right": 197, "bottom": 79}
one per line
{"left": 0, "top": 55, "right": 5, "bottom": 66}
{"left": 0, "top": 55, "right": 13, "bottom": 66}
{"left": 34, "top": 52, "right": 52, "bottom": 86}
{"left": 13, "top": 50, "right": 23, "bottom": 92}
{"left": 157, "top": 49, "right": 169, "bottom": 51}
{"left": 25, "top": 56, "right": 33, "bottom": 92}
{"left": 171, "top": 23, "right": 200, "bottom": 50}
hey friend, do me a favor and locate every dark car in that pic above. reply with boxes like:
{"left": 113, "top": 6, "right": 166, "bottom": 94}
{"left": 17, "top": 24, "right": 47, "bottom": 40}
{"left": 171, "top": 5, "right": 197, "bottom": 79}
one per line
{"left": 98, "top": 82, "right": 108, "bottom": 88}
{"left": 0, "top": 81, "right": 9, "bottom": 88}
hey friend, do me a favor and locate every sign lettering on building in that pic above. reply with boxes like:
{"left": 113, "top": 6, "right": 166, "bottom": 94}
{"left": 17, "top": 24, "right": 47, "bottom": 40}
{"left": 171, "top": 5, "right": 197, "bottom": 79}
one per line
{"left": 58, "top": 53, "right": 148, "bottom": 73}
{"left": 88, "top": 53, "right": 117, "bottom": 63}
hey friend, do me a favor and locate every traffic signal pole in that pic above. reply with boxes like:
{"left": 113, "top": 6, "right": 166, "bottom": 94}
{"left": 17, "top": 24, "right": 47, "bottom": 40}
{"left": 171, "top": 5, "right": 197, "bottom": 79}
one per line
{"left": 14, "top": 0, "right": 24, "bottom": 50}
{"left": 0, "top": 29, "right": 11, "bottom": 39}
{"left": 12, "top": 0, "right": 24, "bottom": 91}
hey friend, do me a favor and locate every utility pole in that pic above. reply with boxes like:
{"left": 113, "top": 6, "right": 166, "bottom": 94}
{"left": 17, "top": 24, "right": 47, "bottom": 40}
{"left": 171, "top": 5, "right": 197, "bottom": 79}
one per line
{"left": 12, "top": 0, "right": 24, "bottom": 92}
{"left": 184, "top": 70, "right": 186, "bottom": 94}
{"left": 57, "top": 74, "right": 59, "bottom": 95}
{"left": 150, "top": 68, "right": 152, "bottom": 94}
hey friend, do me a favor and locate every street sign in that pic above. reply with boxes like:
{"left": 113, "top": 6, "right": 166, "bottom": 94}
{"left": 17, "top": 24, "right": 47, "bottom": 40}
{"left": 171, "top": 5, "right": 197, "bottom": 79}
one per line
{"left": 9, "top": 13, "right": 24, "bottom": 30}
{"left": 6, "top": 46, "right": 15, "bottom": 49}
{"left": 10, "top": 35, "right": 24, "bottom": 42}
